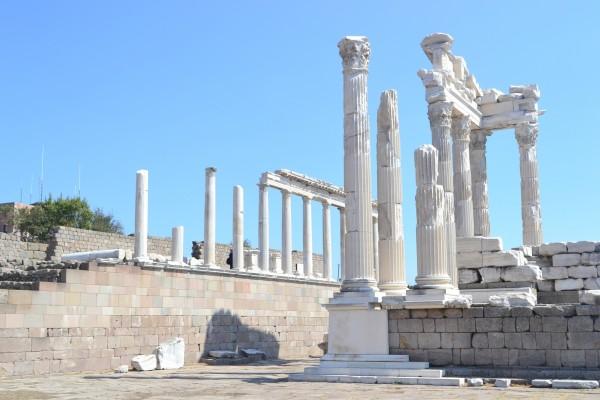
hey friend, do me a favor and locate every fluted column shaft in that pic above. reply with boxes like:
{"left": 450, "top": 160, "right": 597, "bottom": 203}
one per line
{"left": 372, "top": 215, "right": 379, "bottom": 282}
{"left": 258, "top": 184, "right": 269, "bottom": 272}
{"left": 376, "top": 89, "right": 407, "bottom": 293}
{"left": 171, "top": 226, "right": 184, "bottom": 264}
{"left": 339, "top": 207, "right": 346, "bottom": 282}
{"left": 232, "top": 185, "right": 244, "bottom": 270}
{"left": 414, "top": 145, "right": 451, "bottom": 289}
{"left": 322, "top": 201, "right": 332, "bottom": 281}
{"left": 338, "top": 36, "right": 376, "bottom": 292}
{"left": 516, "top": 123, "right": 543, "bottom": 246}
{"left": 470, "top": 130, "right": 491, "bottom": 236}
{"left": 281, "top": 190, "right": 293, "bottom": 274}
{"left": 134, "top": 169, "right": 148, "bottom": 261}
{"left": 203, "top": 167, "right": 217, "bottom": 267}
{"left": 451, "top": 114, "right": 474, "bottom": 237}
{"left": 302, "top": 196, "right": 313, "bottom": 277}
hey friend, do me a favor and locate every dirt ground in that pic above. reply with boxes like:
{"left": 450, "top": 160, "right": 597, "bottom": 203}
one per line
{"left": 0, "top": 360, "right": 598, "bottom": 400}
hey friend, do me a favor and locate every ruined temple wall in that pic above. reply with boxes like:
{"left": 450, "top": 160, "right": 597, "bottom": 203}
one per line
{"left": 0, "top": 263, "right": 337, "bottom": 377}
{"left": 390, "top": 305, "right": 600, "bottom": 374}
{"left": 0, "top": 233, "right": 48, "bottom": 267}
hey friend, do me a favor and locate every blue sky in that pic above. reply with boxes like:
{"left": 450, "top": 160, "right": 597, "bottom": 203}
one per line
{"left": 1, "top": 1, "right": 599, "bottom": 283}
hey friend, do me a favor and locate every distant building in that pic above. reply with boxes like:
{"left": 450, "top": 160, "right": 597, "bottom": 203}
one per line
{"left": 0, "top": 202, "right": 33, "bottom": 233}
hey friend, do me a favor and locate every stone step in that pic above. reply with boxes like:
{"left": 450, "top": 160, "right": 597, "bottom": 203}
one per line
{"left": 289, "top": 373, "right": 464, "bottom": 386}
{"left": 304, "top": 366, "right": 443, "bottom": 377}
{"left": 320, "top": 354, "right": 409, "bottom": 362}
{"left": 320, "top": 360, "right": 430, "bottom": 369}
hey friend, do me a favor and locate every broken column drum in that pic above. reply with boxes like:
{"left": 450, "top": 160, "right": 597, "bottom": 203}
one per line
{"left": 414, "top": 145, "right": 451, "bottom": 289}
{"left": 338, "top": 36, "right": 376, "bottom": 292}
{"left": 376, "top": 89, "right": 407, "bottom": 293}
{"left": 171, "top": 226, "right": 184, "bottom": 264}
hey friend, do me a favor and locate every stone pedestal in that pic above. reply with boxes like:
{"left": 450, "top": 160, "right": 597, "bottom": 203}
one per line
{"left": 516, "top": 123, "right": 543, "bottom": 246}
{"left": 204, "top": 167, "right": 217, "bottom": 268}
{"left": 269, "top": 253, "right": 282, "bottom": 274}
{"left": 325, "top": 305, "right": 389, "bottom": 355}
{"left": 258, "top": 184, "right": 270, "bottom": 272}
{"left": 376, "top": 89, "right": 407, "bottom": 294}
{"left": 244, "top": 249, "right": 260, "bottom": 272}
{"left": 470, "top": 130, "right": 491, "bottom": 237}
{"left": 232, "top": 185, "right": 245, "bottom": 271}
{"left": 338, "top": 36, "right": 377, "bottom": 293}
{"left": 134, "top": 169, "right": 149, "bottom": 261}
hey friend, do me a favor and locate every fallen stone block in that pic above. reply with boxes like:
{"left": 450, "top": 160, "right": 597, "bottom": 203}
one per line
{"left": 567, "top": 241, "right": 597, "bottom": 253}
{"left": 531, "top": 379, "right": 552, "bottom": 388}
{"left": 539, "top": 242, "right": 567, "bottom": 256}
{"left": 132, "top": 354, "right": 157, "bottom": 371}
{"left": 61, "top": 249, "right": 125, "bottom": 262}
{"left": 240, "top": 348, "right": 266, "bottom": 359}
{"left": 156, "top": 337, "right": 185, "bottom": 370}
{"left": 553, "top": 254, "right": 581, "bottom": 267}
{"left": 552, "top": 379, "right": 599, "bottom": 389}
{"left": 495, "top": 378, "right": 511, "bottom": 388}
{"left": 208, "top": 350, "right": 238, "bottom": 358}
{"left": 568, "top": 265, "right": 598, "bottom": 279}
{"left": 467, "top": 377, "right": 484, "bottom": 387}
{"left": 541, "top": 266, "right": 568, "bottom": 280}
{"left": 489, "top": 292, "right": 536, "bottom": 307}
{"left": 115, "top": 365, "right": 129, "bottom": 373}
{"left": 483, "top": 250, "right": 525, "bottom": 267}
{"left": 502, "top": 265, "right": 542, "bottom": 282}
{"left": 459, "top": 269, "right": 479, "bottom": 284}
{"left": 555, "top": 278, "right": 584, "bottom": 291}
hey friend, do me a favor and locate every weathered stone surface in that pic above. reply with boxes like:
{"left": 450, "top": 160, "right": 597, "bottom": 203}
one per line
{"left": 501, "top": 265, "right": 542, "bottom": 282}
{"left": 581, "top": 252, "right": 600, "bottom": 266}
{"left": 580, "top": 290, "right": 600, "bottom": 305}
{"left": 567, "top": 332, "right": 600, "bottom": 349}
{"left": 479, "top": 267, "right": 502, "bottom": 283}
{"left": 568, "top": 265, "right": 597, "bottom": 279}
{"left": 554, "top": 278, "right": 583, "bottom": 291}
{"left": 495, "top": 378, "right": 510, "bottom": 388}
{"left": 467, "top": 377, "right": 483, "bottom": 386}
{"left": 542, "top": 317, "right": 567, "bottom": 332}
{"left": 584, "top": 277, "right": 600, "bottom": 290}
{"left": 539, "top": 242, "right": 566, "bottom": 256}
{"left": 531, "top": 379, "right": 552, "bottom": 387}
{"left": 567, "top": 316, "right": 593, "bottom": 332}
{"left": 456, "top": 237, "right": 482, "bottom": 253}
{"left": 457, "top": 252, "right": 482, "bottom": 268}
{"left": 458, "top": 269, "right": 479, "bottom": 284}
{"left": 115, "top": 365, "right": 129, "bottom": 373}
{"left": 552, "top": 379, "right": 599, "bottom": 389}
{"left": 541, "top": 266, "right": 568, "bottom": 280}
{"left": 482, "top": 250, "right": 525, "bottom": 267}
{"left": 131, "top": 354, "right": 157, "bottom": 371}
{"left": 536, "top": 280, "right": 554, "bottom": 292}
{"left": 552, "top": 254, "right": 581, "bottom": 267}
{"left": 482, "top": 238, "right": 503, "bottom": 252}
{"left": 567, "top": 241, "right": 597, "bottom": 253}
{"left": 489, "top": 293, "right": 536, "bottom": 308}
{"left": 156, "top": 337, "right": 185, "bottom": 369}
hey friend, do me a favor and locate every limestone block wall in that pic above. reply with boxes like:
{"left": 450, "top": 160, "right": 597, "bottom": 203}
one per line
{"left": 0, "top": 262, "right": 337, "bottom": 377}
{"left": 0, "top": 233, "right": 48, "bottom": 268}
{"left": 48, "top": 227, "right": 171, "bottom": 260}
{"left": 389, "top": 305, "right": 600, "bottom": 372}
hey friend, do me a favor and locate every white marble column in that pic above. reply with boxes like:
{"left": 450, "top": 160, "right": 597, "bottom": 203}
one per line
{"left": 428, "top": 102, "right": 457, "bottom": 287}
{"left": 204, "top": 167, "right": 217, "bottom": 267}
{"left": 171, "top": 226, "right": 184, "bottom": 264}
{"left": 470, "top": 130, "right": 491, "bottom": 237}
{"left": 516, "top": 123, "right": 543, "bottom": 246}
{"left": 281, "top": 189, "right": 293, "bottom": 274}
{"left": 414, "top": 145, "right": 451, "bottom": 289}
{"left": 451, "top": 114, "right": 474, "bottom": 238}
{"left": 134, "top": 169, "right": 148, "bottom": 261}
{"left": 321, "top": 200, "right": 332, "bottom": 281}
{"left": 339, "top": 207, "right": 346, "bottom": 282}
{"left": 372, "top": 215, "right": 379, "bottom": 282}
{"left": 338, "top": 36, "right": 376, "bottom": 292}
{"left": 376, "top": 89, "right": 407, "bottom": 293}
{"left": 232, "top": 185, "right": 244, "bottom": 271}
{"left": 258, "top": 184, "right": 269, "bottom": 272}
{"left": 302, "top": 195, "right": 313, "bottom": 278}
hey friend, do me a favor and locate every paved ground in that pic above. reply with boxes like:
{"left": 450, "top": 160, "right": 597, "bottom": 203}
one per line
{"left": 0, "top": 360, "right": 599, "bottom": 400}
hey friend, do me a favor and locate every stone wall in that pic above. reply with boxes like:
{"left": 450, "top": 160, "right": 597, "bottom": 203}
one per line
{"left": 48, "top": 227, "right": 171, "bottom": 260}
{"left": 0, "top": 233, "right": 48, "bottom": 268}
{"left": 389, "top": 305, "right": 600, "bottom": 373}
{"left": 0, "top": 262, "right": 337, "bottom": 377}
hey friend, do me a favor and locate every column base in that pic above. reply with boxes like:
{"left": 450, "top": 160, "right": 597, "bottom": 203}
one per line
{"left": 378, "top": 282, "right": 408, "bottom": 296}
{"left": 341, "top": 278, "right": 379, "bottom": 293}
{"left": 414, "top": 275, "right": 452, "bottom": 289}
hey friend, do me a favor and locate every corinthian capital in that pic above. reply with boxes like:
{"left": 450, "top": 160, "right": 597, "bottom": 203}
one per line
{"left": 427, "top": 101, "right": 453, "bottom": 128}
{"left": 451, "top": 114, "right": 471, "bottom": 140}
{"left": 470, "top": 130, "right": 490, "bottom": 150}
{"left": 515, "top": 123, "right": 539, "bottom": 148}
{"left": 338, "top": 36, "right": 370, "bottom": 70}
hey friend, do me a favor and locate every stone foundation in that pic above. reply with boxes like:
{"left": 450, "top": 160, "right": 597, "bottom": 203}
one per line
{"left": 0, "top": 262, "right": 337, "bottom": 377}
{"left": 389, "top": 305, "right": 600, "bottom": 376}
